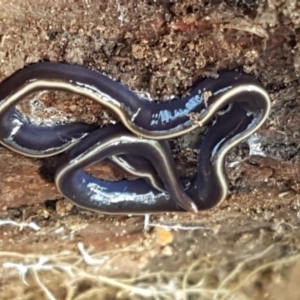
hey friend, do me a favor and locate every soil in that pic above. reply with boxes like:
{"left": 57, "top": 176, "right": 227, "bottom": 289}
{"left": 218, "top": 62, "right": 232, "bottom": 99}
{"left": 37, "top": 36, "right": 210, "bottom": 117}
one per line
{"left": 1, "top": 0, "right": 300, "bottom": 299}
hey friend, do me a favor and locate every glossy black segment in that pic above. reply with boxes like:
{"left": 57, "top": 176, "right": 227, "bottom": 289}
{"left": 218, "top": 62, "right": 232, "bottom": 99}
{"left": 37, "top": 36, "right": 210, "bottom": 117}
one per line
{"left": 0, "top": 62, "right": 271, "bottom": 214}
{"left": 186, "top": 103, "right": 253, "bottom": 209}
{"left": 109, "top": 154, "right": 166, "bottom": 192}
{"left": 55, "top": 125, "right": 197, "bottom": 213}
{"left": 0, "top": 107, "right": 97, "bottom": 152}
{"left": 55, "top": 104, "right": 255, "bottom": 213}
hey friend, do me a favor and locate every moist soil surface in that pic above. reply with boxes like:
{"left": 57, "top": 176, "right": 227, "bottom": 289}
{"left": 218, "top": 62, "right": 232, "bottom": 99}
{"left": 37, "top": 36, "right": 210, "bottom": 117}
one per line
{"left": 1, "top": 1, "right": 300, "bottom": 299}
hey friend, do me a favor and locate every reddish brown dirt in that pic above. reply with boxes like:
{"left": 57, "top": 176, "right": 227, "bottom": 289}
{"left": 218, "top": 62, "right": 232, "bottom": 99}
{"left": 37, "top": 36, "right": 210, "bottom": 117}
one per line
{"left": 1, "top": 1, "right": 300, "bottom": 299}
